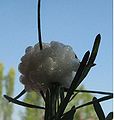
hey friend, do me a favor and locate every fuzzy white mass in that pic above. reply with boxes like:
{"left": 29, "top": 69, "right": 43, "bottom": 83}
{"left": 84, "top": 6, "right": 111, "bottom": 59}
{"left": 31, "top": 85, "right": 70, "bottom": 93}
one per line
{"left": 19, "top": 41, "right": 80, "bottom": 92}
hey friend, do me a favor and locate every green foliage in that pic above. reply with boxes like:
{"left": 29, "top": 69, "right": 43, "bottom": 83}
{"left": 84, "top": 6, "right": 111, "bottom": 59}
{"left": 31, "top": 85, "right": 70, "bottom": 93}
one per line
{"left": 22, "top": 91, "right": 44, "bottom": 120}
{"left": 66, "top": 85, "right": 97, "bottom": 120}
{"left": 0, "top": 63, "right": 15, "bottom": 120}
{"left": 0, "top": 63, "right": 4, "bottom": 118}
{"left": 5, "top": 68, "right": 15, "bottom": 96}
{"left": 4, "top": 68, "right": 15, "bottom": 120}
{"left": 0, "top": 64, "right": 4, "bottom": 98}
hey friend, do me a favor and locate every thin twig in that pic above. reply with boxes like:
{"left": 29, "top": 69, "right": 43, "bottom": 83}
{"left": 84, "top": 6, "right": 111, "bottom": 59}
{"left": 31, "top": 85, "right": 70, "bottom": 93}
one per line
{"left": 75, "top": 94, "right": 113, "bottom": 110}
{"left": 64, "top": 88, "right": 112, "bottom": 95}
{"left": 74, "top": 89, "right": 112, "bottom": 95}
{"left": 14, "top": 89, "right": 26, "bottom": 100}
{"left": 67, "top": 89, "right": 113, "bottom": 102}
{"left": 62, "top": 94, "right": 113, "bottom": 117}
{"left": 4, "top": 95, "right": 45, "bottom": 109}
{"left": 69, "top": 92, "right": 79, "bottom": 102}
{"left": 40, "top": 90, "right": 46, "bottom": 102}
{"left": 38, "top": 0, "right": 43, "bottom": 50}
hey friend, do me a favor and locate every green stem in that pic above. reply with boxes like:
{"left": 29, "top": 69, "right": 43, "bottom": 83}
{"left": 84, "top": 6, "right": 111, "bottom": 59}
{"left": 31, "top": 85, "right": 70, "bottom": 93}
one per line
{"left": 45, "top": 83, "right": 60, "bottom": 120}
{"left": 50, "top": 85, "right": 56, "bottom": 119}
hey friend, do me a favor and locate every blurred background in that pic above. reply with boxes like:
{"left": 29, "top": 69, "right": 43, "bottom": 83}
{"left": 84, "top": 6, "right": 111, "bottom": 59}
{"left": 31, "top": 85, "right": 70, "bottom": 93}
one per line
{"left": 0, "top": 0, "right": 112, "bottom": 120}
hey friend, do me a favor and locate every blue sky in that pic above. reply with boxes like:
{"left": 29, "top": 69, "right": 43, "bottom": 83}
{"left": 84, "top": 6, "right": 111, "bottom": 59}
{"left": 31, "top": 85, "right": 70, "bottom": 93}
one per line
{"left": 0, "top": 0, "right": 112, "bottom": 119}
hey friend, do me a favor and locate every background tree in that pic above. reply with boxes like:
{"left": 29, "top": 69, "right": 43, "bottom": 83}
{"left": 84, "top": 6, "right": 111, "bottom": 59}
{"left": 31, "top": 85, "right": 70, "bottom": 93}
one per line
{"left": 22, "top": 91, "right": 44, "bottom": 120}
{"left": 0, "top": 63, "right": 4, "bottom": 118}
{"left": 66, "top": 85, "right": 97, "bottom": 120}
{"left": 0, "top": 63, "right": 15, "bottom": 120}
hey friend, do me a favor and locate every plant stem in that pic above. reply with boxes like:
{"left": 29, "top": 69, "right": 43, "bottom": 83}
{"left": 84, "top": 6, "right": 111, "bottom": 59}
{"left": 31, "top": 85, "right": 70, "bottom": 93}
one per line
{"left": 45, "top": 83, "right": 60, "bottom": 120}
{"left": 50, "top": 84, "right": 57, "bottom": 120}
{"left": 38, "top": 0, "right": 43, "bottom": 50}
